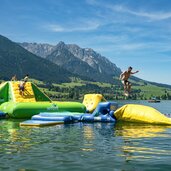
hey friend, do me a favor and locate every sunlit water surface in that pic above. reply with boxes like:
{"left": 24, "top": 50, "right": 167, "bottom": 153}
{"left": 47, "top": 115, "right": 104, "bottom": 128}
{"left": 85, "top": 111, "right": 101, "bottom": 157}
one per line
{"left": 0, "top": 100, "right": 171, "bottom": 171}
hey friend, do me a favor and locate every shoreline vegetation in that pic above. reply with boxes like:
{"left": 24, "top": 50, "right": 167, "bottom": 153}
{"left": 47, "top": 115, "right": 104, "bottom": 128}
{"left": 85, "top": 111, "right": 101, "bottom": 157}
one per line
{"left": 6, "top": 78, "right": 169, "bottom": 101}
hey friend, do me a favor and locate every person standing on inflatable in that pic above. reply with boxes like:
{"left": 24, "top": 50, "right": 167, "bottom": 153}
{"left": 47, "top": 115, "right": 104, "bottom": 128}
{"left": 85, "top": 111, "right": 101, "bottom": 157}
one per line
{"left": 19, "top": 80, "right": 26, "bottom": 96}
{"left": 11, "top": 75, "right": 17, "bottom": 81}
{"left": 23, "top": 74, "right": 29, "bottom": 82}
{"left": 120, "top": 67, "right": 139, "bottom": 96}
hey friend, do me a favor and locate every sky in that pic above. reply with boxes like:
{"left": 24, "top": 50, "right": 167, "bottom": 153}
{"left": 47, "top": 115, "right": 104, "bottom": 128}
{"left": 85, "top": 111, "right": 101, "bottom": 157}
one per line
{"left": 1, "top": 0, "right": 171, "bottom": 84}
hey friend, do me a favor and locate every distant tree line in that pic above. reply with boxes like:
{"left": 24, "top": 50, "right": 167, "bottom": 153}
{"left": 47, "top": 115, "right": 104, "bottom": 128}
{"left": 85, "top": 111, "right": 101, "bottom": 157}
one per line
{"left": 38, "top": 82, "right": 171, "bottom": 101}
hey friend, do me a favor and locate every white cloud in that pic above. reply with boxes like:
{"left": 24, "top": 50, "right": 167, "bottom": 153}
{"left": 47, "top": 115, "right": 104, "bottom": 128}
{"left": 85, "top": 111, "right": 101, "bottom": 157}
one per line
{"left": 45, "top": 20, "right": 100, "bottom": 32}
{"left": 87, "top": 1, "right": 171, "bottom": 21}
{"left": 119, "top": 43, "right": 147, "bottom": 50}
{"left": 47, "top": 24, "right": 64, "bottom": 32}
{"left": 108, "top": 4, "right": 171, "bottom": 21}
{"left": 126, "top": 9, "right": 171, "bottom": 21}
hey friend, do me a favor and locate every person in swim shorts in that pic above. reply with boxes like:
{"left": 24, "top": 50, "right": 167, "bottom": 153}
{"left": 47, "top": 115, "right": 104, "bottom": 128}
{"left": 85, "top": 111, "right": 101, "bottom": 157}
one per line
{"left": 120, "top": 66, "right": 139, "bottom": 96}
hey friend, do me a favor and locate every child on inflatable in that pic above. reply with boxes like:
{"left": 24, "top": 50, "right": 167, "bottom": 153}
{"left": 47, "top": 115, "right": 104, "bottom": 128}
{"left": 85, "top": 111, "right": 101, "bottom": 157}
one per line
{"left": 19, "top": 80, "right": 26, "bottom": 96}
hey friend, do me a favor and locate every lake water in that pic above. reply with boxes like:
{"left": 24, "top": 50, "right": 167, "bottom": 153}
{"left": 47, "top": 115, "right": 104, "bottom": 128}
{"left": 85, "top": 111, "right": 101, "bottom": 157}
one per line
{"left": 1, "top": 100, "right": 171, "bottom": 171}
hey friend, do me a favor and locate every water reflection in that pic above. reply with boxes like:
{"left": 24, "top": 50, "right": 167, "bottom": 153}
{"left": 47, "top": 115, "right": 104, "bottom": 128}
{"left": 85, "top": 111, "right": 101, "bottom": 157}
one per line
{"left": 1, "top": 120, "right": 64, "bottom": 152}
{"left": 0, "top": 119, "right": 36, "bottom": 154}
{"left": 80, "top": 124, "right": 94, "bottom": 152}
{"left": 79, "top": 123, "right": 116, "bottom": 153}
{"left": 115, "top": 122, "right": 171, "bottom": 138}
{"left": 83, "top": 125, "right": 94, "bottom": 140}
{"left": 115, "top": 122, "right": 171, "bottom": 161}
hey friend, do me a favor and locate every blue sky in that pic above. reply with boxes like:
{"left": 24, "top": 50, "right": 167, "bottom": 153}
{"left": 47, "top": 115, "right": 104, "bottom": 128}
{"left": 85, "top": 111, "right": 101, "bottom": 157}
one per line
{"left": 1, "top": 0, "right": 171, "bottom": 84}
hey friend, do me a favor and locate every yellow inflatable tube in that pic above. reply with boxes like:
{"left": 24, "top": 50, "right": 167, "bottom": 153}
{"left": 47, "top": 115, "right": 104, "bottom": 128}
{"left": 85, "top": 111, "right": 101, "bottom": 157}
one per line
{"left": 114, "top": 104, "right": 171, "bottom": 125}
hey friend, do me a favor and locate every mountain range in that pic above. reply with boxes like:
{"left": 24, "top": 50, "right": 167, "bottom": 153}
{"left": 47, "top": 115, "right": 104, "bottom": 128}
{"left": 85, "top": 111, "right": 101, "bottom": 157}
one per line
{"left": 0, "top": 34, "right": 121, "bottom": 84}
{"left": 1, "top": 34, "right": 170, "bottom": 88}
{"left": 19, "top": 41, "right": 121, "bottom": 83}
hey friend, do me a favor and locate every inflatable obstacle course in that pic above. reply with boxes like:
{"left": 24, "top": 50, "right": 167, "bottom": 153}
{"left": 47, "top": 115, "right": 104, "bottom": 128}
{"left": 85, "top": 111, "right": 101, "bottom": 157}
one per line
{"left": 32, "top": 112, "right": 82, "bottom": 121}
{"left": 80, "top": 102, "right": 117, "bottom": 122}
{"left": 0, "top": 101, "right": 86, "bottom": 119}
{"left": 83, "top": 94, "right": 105, "bottom": 113}
{"left": 0, "top": 81, "right": 86, "bottom": 119}
{"left": 10, "top": 82, "right": 36, "bottom": 102}
{"left": 1, "top": 81, "right": 171, "bottom": 127}
{"left": 0, "top": 81, "right": 51, "bottom": 104}
{"left": 20, "top": 102, "right": 118, "bottom": 126}
{"left": 20, "top": 120, "right": 64, "bottom": 127}
{"left": 114, "top": 104, "right": 171, "bottom": 125}
{"left": 0, "top": 82, "right": 9, "bottom": 105}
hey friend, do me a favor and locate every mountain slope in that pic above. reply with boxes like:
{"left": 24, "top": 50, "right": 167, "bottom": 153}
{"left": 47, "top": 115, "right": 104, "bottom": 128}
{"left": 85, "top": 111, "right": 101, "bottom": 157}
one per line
{"left": 67, "top": 44, "right": 121, "bottom": 76}
{"left": 19, "top": 42, "right": 55, "bottom": 58}
{"left": 0, "top": 35, "right": 74, "bottom": 83}
{"left": 46, "top": 42, "right": 114, "bottom": 83}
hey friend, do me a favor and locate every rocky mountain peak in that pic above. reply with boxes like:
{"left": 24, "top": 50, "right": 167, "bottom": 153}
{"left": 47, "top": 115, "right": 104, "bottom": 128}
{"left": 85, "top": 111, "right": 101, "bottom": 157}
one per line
{"left": 56, "top": 41, "right": 67, "bottom": 49}
{"left": 58, "top": 41, "right": 65, "bottom": 45}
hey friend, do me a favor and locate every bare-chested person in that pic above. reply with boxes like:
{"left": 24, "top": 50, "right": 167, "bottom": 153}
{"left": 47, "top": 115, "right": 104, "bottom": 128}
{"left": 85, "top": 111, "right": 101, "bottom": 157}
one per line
{"left": 120, "top": 66, "right": 139, "bottom": 96}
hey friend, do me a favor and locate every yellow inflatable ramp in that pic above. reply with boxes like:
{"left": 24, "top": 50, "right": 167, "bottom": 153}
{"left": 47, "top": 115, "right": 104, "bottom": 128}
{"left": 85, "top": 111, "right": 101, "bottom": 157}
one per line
{"left": 114, "top": 104, "right": 171, "bottom": 125}
{"left": 83, "top": 94, "right": 105, "bottom": 113}
{"left": 11, "top": 82, "right": 36, "bottom": 102}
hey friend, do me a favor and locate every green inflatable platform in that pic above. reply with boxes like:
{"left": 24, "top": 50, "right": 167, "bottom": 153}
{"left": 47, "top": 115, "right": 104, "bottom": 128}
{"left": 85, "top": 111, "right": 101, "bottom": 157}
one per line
{"left": 0, "top": 81, "right": 86, "bottom": 119}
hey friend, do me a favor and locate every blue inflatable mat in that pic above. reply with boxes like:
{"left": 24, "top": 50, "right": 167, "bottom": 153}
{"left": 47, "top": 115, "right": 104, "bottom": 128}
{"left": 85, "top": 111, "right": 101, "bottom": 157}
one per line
{"left": 37, "top": 112, "right": 82, "bottom": 121}
{"left": 32, "top": 113, "right": 82, "bottom": 123}
{"left": 80, "top": 114, "right": 116, "bottom": 122}
{"left": 32, "top": 115, "right": 72, "bottom": 122}
{"left": 38, "top": 112, "right": 82, "bottom": 116}
{"left": 20, "top": 120, "right": 64, "bottom": 127}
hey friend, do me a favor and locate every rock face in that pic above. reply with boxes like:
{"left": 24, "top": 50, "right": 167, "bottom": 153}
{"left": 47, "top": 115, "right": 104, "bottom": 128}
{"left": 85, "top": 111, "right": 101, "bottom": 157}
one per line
{"left": 66, "top": 44, "right": 121, "bottom": 76}
{"left": 19, "top": 42, "right": 55, "bottom": 58}
{"left": 19, "top": 41, "right": 122, "bottom": 82}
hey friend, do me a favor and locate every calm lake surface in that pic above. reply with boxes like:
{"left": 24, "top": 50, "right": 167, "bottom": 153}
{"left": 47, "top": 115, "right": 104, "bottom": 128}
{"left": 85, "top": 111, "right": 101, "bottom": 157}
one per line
{"left": 1, "top": 100, "right": 171, "bottom": 171}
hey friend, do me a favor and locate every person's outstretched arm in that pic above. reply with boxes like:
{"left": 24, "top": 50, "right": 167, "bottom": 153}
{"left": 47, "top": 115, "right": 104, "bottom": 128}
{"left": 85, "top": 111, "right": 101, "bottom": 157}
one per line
{"left": 131, "top": 70, "right": 139, "bottom": 74}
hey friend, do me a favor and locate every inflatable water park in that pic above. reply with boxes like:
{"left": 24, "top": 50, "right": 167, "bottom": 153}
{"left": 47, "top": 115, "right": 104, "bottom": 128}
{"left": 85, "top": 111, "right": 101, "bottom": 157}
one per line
{"left": 0, "top": 81, "right": 171, "bottom": 127}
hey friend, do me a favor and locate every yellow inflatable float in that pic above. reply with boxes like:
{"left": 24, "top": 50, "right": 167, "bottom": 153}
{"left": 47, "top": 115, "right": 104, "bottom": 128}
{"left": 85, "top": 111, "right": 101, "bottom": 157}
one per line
{"left": 82, "top": 94, "right": 105, "bottom": 113}
{"left": 114, "top": 104, "right": 171, "bottom": 125}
